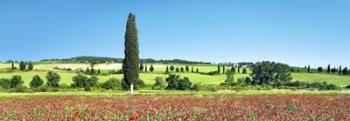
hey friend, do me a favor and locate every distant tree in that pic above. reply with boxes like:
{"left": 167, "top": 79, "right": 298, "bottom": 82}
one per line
{"left": 317, "top": 67, "right": 323, "bottom": 72}
{"left": 217, "top": 65, "right": 221, "bottom": 74}
{"left": 30, "top": 75, "right": 43, "bottom": 88}
{"left": 72, "top": 74, "right": 89, "bottom": 88}
{"left": 252, "top": 61, "right": 292, "bottom": 85}
{"left": 231, "top": 67, "right": 236, "bottom": 74}
{"left": 19, "top": 61, "right": 26, "bottom": 71}
{"left": 145, "top": 65, "right": 148, "bottom": 72}
{"left": 242, "top": 67, "right": 247, "bottom": 74}
{"left": 237, "top": 66, "right": 241, "bottom": 73}
{"left": 97, "top": 69, "right": 101, "bottom": 75}
{"left": 152, "top": 77, "right": 168, "bottom": 90}
{"left": 28, "top": 62, "right": 34, "bottom": 71}
{"left": 327, "top": 64, "right": 331, "bottom": 73}
{"left": 342, "top": 67, "right": 349, "bottom": 75}
{"left": 165, "top": 66, "right": 169, "bottom": 73}
{"left": 170, "top": 65, "right": 175, "bottom": 71}
{"left": 191, "top": 66, "right": 194, "bottom": 73}
{"left": 122, "top": 13, "right": 140, "bottom": 91}
{"left": 87, "top": 76, "right": 99, "bottom": 87}
{"left": 222, "top": 66, "right": 226, "bottom": 74}
{"left": 91, "top": 68, "right": 96, "bottom": 75}
{"left": 307, "top": 65, "right": 310, "bottom": 73}
{"left": 139, "top": 63, "right": 144, "bottom": 71}
{"left": 165, "top": 74, "right": 192, "bottom": 90}
{"left": 46, "top": 71, "right": 60, "bottom": 87}
{"left": 149, "top": 65, "right": 154, "bottom": 72}
{"left": 331, "top": 67, "right": 337, "bottom": 73}
{"left": 11, "top": 61, "right": 15, "bottom": 71}
{"left": 176, "top": 67, "right": 180, "bottom": 72}
{"left": 180, "top": 67, "right": 184, "bottom": 72}
{"left": 338, "top": 66, "right": 342, "bottom": 75}
{"left": 185, "top": 65, "right": 190, "bottom": 72}
{"left": 224, "top": 70, "right": 234, "bottom": 84}
{"left": 196, "top": 68, "right": 199, "bottom": 73}
{"left": 85, "top": 68, "right": 90, "bottom": 74}
{"left": 10, "top": 75, "right": 23, "bottom": 88}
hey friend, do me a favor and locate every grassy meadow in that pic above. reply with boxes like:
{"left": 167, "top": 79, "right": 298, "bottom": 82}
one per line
{"left": 1, "top": 62, "right": 350, "bottom": 88}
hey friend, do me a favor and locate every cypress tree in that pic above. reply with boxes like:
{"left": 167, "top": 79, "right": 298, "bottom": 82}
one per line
{"left": 196, "top": 68, "right": 199, "bottom": 73}
{"left": 11, "top": 60, "right": 15, "bottom": 71}
{"left": 19, "top": 61, "right": 26, "bottom": 71}
{"left": 327, "top": 64, "right": 331, "bottom": 74}
{"left": 339, "top": 66, "right": 342, "bottom": 75}
{"left": 150, "top": 65, "right": 154, "bottom": 72}
{"left": 165, "top": 66, "right": 169, "bottom": 73}
{"left": 122, "top": 13, "right": 140, "bottom": 90}
{"left": 191, "top": 66, "right": 194, "bottom": 73}
{"left": 145, "top": 65, "right": 148, "bottom": 72}
{"left": 231, "top": 67, "right": 236, "bottom": 74}
{"left": 28, "top": 62, "right": 34, "bottom": 71}
{"left": 307, "top": 65, "right": 310, "bottom": 73}
{"left": 223, "top": 66, "right": 226, "bottom": 74}
{"left": 170, "top": 65, "right": 175, "bottom": 72}
{"left": 217, "top": 65, "right": 221, "bottom": 73}
{"left": 185, "top": 65, "right": 190, "bottom": 72}
{"left": 180, "top": 67, "right": 184, "bottom": 72}
{"left": 139, "top": 62, "right": 144, "bottom": 71}
{"left": 176, "top": 67, "right": 179, "bottom": 72}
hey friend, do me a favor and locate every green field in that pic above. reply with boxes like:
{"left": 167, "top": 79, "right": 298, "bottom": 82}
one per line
{"left": 1, "top": 63, "right": 350, "bottom": 88}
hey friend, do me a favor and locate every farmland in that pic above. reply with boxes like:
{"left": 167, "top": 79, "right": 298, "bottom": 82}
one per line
{"left": 0, "top": 95, "right": 349, "bottom": 120}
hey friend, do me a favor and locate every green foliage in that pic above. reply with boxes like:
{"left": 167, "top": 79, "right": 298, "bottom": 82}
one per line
{"left": 165, "top": 66, "right": 169, "bottom": 74}
{"left": 102, "top": 77, "right": 121, "bottom": 90}
{"left": 19, "top": 61, "right": 26, "bottom": 71}
{"left": 175, "top": 67, "right": 179, "bottom": 72}
{"left": 72, "top": 74, "right": 89, "bottom": 88}
{"left": 149, "top": 65, "right": 154, "bottom": 72}
{"left": 10, "top": 75, "right": 23, "bottom": 88}
{"left": 342, "top": 67, "right": 349, "bottom": 75}
{"left": 224, "top": 70, "right": 235, "bottom": 84}
{"left": 28, "top": 62, "right": 34, "bottom": 71}
{"left": 217, "top": 65, "right": 221, "bottom": 74}
{"left": 317, "top": 67, "right": 323, "bottom": 72}
{"left": 180, "top": 67, "right": 184, "bottom": 72}
{"left": 165, "top": 74, "right": 192, "bottom": 90}
{"left": 252, "top": 61, "right": 292, "bottom": 85}
{"left": 185, "top": 65, "right": 190, "bottom": 72}
{"left": 30, "top": 75, "right": 43, "bottom": 88}
{"left": 242, "top": 68, "right": 247, "bottom": 74}
{"left": 87, "top": 76, "right": 99, "bottom": 87}
{"left": 0, "top": 78, "right": 11, "bottom": 89}
{"left": 152, "top": 77, "right": 168, "bottom": 90}
{"left": 139, "top": 63, "right": 144, "bottom": 71}
{"left": 123, "top": 13, "right": 140, "bottom": 89}
{"left": 273, "top": 81, "right": 340, "bottom": 90}
{"left": 170, "top": 65, "right": 175, "bottom": 71}
{"left": 46, "top": 71, "right": 60, "bottom": 87}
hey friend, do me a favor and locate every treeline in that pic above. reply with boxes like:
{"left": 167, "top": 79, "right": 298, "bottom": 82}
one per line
{"left": 291, "top": 64, "right": 350, "bottom": 75}
{"left": 39, "top": 56, "right": 211, "bottom": 64}
{"left": 2, "top": 60, "right": 35, "bottom": 72}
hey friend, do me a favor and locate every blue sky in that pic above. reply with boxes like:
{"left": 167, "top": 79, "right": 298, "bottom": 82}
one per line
{"left": 0, "top": 0, "right": 349, "bottom": 67}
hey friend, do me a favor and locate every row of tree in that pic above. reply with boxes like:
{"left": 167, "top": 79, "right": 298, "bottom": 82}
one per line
{"left": 8, "top": 61, "right": 34, "bottom": 71}
{"left": 291, "top": 65, "right": 350, "bottom": 75}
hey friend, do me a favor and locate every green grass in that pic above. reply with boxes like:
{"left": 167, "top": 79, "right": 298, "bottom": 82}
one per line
{"left": 292, "top": 73, "right": 350, "bottom": 87}
{"left": 1, "top": 63, "right": 350, "bottom": 88}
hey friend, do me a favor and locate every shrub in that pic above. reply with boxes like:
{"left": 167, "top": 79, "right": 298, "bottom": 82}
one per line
{"left": 10, "top": 86, "right": 29, "bottom": 92}
{"left": 0, "top": 78, "right": 11, "bottom": 89}
{"left": 166, "top": 74, "right": 192, "bottom": 90}
{"left": 102, "top": 77, "right": 121, "bottom": 90}
{"left": 72, "top": 74, "right": 88, "bottom": 88}
{"left": 87, "top": 76, "right": 99, "bottom": 87}
{"left": 10, "top": 75, "right": 23, "bottom": 88}
{"left": 346, "top": 84, "right": 350, "bottom": 89}
{"left": 30, "top": 75, "right": 43, "bottom": 88}
{"left": 152, "top": 77, "right": 168, "bottom": 90}
{"left": 46, "top": 71, "right": 60, "bottom": 87}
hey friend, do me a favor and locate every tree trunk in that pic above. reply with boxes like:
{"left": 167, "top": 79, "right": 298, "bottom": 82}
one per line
{"left": 130, "top": 83, "right": 134, "bottom": 94}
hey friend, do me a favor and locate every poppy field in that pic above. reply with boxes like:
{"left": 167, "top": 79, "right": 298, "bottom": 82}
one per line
{"left": 0, "top": 95, "right": 349, "bottom": 121}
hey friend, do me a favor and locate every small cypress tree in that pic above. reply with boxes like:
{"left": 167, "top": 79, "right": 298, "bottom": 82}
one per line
{"left": 191, "top": 66, "right": 194, "bottom": 73}
{"left": 231, "top": 67, "right": 236, "bottom": 73}
{"left": 176, "top": 67, "right": 180, "bottom": 72}
{"left": 217, "top": 65, "right": 221, "bottom": 73}
{"left": 242, "top": 67, "right": 247, "bottom": 74}
{"left": 180, "top": 67, "right": 184, "bottom": 72}
{"left": 339, "top": 66, "right": 342, "bottom": 75}
{"left": 223, "top": 66, "right": 226, "bottom": 74}
{"left": 85, "top": 68, "right": 90, "bottom": 75}
{"left": 170, "top": 65, "right": 175, "bottom": 71}
{"left": 185, "top": 65, "right": 190, "bottom": 72}
{"left": 139, "top": 63, "right": 144, "bottom": 71}
{"left": 307, "top": 65, "right": 310, "bottom": 73}
{"left": 327, "top": 64, "right": 331, "bottom": 73}
{"left": 165, "top": 66, "right": 169, "bottom": 73}
{"left": 28, "top": 62, "right": 34, "bottom": 71}
{"left": 19, "top": 61, "right": 26, "bottom": 71}
{"left": 11, "top": 61, "right": 15, "bottom": 71}
{"left": 97, "top": 69, "right": 101, "bottom": 75}
{"left": 196, "top": 68, "right": 199, "bottom": 73}
{"left": 150, "top": 65, "right": 154, "bottom": 72}
{"left": 145, "top": 65, "right": 148, "bottom": 72}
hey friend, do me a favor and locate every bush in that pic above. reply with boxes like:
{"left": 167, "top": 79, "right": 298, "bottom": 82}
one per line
{"left": 0, "top": 78, "right": 11, "bottom": 89}
{"left": 10, "top": 86, "right": 29, "bottom": 92}
{"left": 102, "top": 77, "right": 121, "bottom": 90}
{"left": 72, "top": 74, "right": 88, "bottom": 88}
{"left": 46, "top": 71, "right": 60, "bottom": 87}
{"left": 87, "top": 76, "right": 99, "bottom": 87}
{"left": 30, "top": 75, "right": 43, "bottom": 88}
{"left": 109, "top": 69, "right": 123, "bottom": 74}
{"left": 10, "top": 75, "right": 23, "bottom": 88}
{"left": 152, "top": 77, "right": 168, "bottom": 90}
{"left": 346, "top": 84, "right": 350, "bottom": 89}
{"left": 166, "top": 74, "right": 192, "bottom": 90}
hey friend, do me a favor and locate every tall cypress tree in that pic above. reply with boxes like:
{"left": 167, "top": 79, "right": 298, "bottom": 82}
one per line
{"left": 165, "top": 66, "right": 169, "bottom": 73}
{"left": 307, "top": 65, "right": 310, "bottom": 73}
{"left": 223, "top": 66, "right": 226, "bottom": 74}
{"left": 11, "top": 60, "right": 15, "bottom": 71}
{"left": 217, "top": 65, "right": 221, "bottom": 73}
{"left": 123, "top": 13, "right": 140, "bottom": 90}
{"left": 327, "top": 64, "right": 331, "bottom": 74}
{"left": 338, "top": 66, "right": 342, "bottom": 75}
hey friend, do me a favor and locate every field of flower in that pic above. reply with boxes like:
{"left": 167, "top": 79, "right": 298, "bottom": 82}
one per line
{"left": 0, "top": 95, "right": 349, "bottom": 121}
